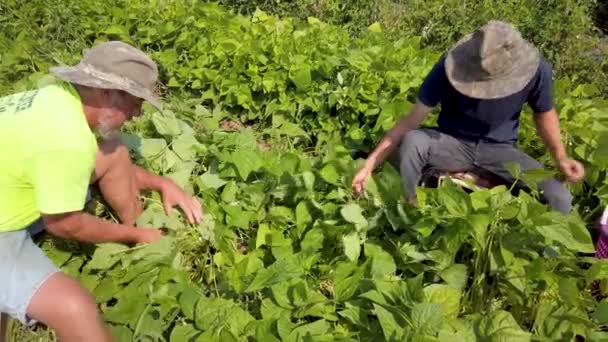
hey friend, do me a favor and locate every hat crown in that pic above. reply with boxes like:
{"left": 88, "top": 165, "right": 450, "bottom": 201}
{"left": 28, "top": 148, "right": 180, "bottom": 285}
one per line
{"left": 475, "top": 20, "right": 523, "bottom": 78}
{"left": 80, "top": 41, "right": 158, "bottom": 93}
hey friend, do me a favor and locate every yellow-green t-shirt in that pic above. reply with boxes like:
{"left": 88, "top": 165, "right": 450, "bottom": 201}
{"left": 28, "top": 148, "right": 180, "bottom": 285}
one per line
{"left": 0, "top": 81, "right": 98, "bottom": 232}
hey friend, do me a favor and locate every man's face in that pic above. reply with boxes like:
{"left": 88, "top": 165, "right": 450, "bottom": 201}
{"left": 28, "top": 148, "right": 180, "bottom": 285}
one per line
{"left": 97, "top": 90, "right": 143, "bottom": 140}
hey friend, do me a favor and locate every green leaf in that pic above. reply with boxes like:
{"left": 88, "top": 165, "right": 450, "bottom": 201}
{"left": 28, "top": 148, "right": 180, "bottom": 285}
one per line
{"left": 195, "top": 296, "right": 254, "bottom": 337}
{"left": 290, "top": 63, "right": 312, "bottom": 91}
{"left": 253, "top": 319, "right": 281, "bottom": 342}
{"left": 534, "top": 214, "right": 594, "bottom": 253}
{"left": 338, "top": 300, "right": 369, "bottom": 327}
{"left": 94, "top": 277, "right": 121, "bottom": 303}
{"left": 170, "top": 323, "right": 200, "bottom": 342}
{"left": 152, "top": 112, "right": 182, "bottom": 136}
{"left": 340, "top": 203, "right": 368, "bottom": 227}
{"left": 411, "top": 302, "right": 443, "bottom": 335}
{"left": 469, "top": 214, "right": 491, "bottom": 249}
{"left": 140, "top": 138, "right": 167, "bottom": 159}
{"left": 470, "top": 190, "right": 491, "bottom": 210}
{"left": 221, "top": 181, "right": 239, "bottom": 203}
{"left": 295, "top": 201, "right": 313, "bottom": 231}
{"left": 586, "top": 260, "right": 608, "bottom": 281}
{"left": 128, "top": 236, "right": 175, "bottom": 264}
{"left": 343, "top": 232, "right": 361, "bottom": 262}
{"left": 300, "top": 228, "right": 324, "bottom": 253}
{"left": 199, "top": 172, "right": 227, "bottom": 189}
{"left": 43, "top": 242, "right": 72, "bottom": 267}
{"left": 87, "top": 243, "right": 128, "bottom": 270}
{"left": 166, "top": 161, "right": 196, "bottom": 189}
{"left": 423, "top": 284, "right": 461, "bottom": 318}
{"left": 302, "top": 171, "right": 315, "bottom": 191}
{"left": 276, "top": 121, "right": 309, "bottom": 138}
{"left": 438, "top": 184, "right": 470, "bottom": 217}
{"left": 319, "top": 163, "right": 340, "bottom": 185}
{"left": 224, "top": 205, "right": 253, "bottom": 229}
{"left": 246, "top": 259, "right": 303, "bottom": 292}
{"left": 593, "top": 301, "right": 608, "bottom": 325}
{"left": 110, "top": 325, "right": 133, "bottom": 342}
{"left": 286, "top": 319, "right": 331, "bottom": 340}
{"left": 256, "top": 224, "right": 272, "bottom": 249}
{"left": 474, "top": 310, "right": 531, "bottom": 342}
{"left": 231, "top": 148, "right": 260, "bottom": 180}
{"left": 179, "top": 285, "right": 201, "bottom": 320}
{"left": 374, "top": 304, "right": 406, "bottom": 341}
{"left": 104, "top": 294, "right": 148, "bottom": 327}
{"left": 364, "top": 243, "right": 396, "bottom": 277}
{"left": 439, "top": 264, "right": 468, "bottom": 290}
{"left": 368, "top": 22, "right": 382, "bottom": 33}
{"left": 504, "top": 161, "right": 522, "bottom": 180}
{"left": 520, "top": 168, "right": 556, "bottom": 191}
{"left": 558, "top": 277, "right": 580, "bottom": 307}
{"left": 438, "top": 319, "right": 476, "bottom": 341}
{"left": 172, "top": 133, "right": 199, "bottom": 161}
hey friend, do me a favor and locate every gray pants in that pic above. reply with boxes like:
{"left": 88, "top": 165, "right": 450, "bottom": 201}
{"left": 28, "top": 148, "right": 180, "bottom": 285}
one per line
{"left": 392, "top": 128, "right": 572, "bottom": 214}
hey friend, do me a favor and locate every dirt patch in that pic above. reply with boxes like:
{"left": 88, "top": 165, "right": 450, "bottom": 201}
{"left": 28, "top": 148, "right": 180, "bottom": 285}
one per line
{"left": 220, "top": 119, "right": 245, "bottom": 132}
{"left": 257, "top": 140, "right": 271, "bottom": 151}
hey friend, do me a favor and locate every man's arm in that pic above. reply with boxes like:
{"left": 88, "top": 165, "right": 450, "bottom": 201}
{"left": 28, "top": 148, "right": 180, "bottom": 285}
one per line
{"left": 533, "top": 108, "right": 567, "bottom": 163}
{"left": 42, "top": 211, "right": 161, "bottom": 244}
{"left": 134, "top": 165, "right": 168, "bottom": 192}
{"left": 533, "top": 108, "right": 585, "bottom": 182}
{"left": 362, "top": 101, "right": 433, "bottom": 171}
{"left": 352, "top": 101, "right": 433, "bottom": 194}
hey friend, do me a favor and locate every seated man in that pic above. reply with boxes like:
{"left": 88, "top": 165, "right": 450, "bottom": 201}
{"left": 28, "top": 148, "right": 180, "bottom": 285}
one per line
{"left": 352, "top": 20, "right": 584, "bottom": 214}
{"left": 0, "top": 41, "right": 203, "bottom": 341}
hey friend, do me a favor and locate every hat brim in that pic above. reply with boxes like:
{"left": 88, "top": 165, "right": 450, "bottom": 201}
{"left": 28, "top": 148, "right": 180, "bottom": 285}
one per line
{"left": 444, "top": 32, "right": 541, "bottom": 99}
{"left": 49, "top": 66, "right": 163, "bottom": 112}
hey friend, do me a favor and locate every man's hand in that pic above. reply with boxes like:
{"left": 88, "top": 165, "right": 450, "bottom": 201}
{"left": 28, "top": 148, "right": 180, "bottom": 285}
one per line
{"left": 558, "top": 158, "right": 585, "bottom": 183}
{"left": 350, "top": 101, "right": 431, "bottom": 197}
{"left": 135, "top": 228, "right": 165, "bottom": 244}
{"left": 352, "top": 166, "right": 373, "bottom": 196}
{"left": 160, "top": 178, "right": 204, "bottom": 224}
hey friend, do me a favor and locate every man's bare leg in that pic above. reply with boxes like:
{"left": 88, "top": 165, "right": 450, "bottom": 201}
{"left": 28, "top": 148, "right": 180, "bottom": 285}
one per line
{"left": 91, "top": 139, "right": 142, "bottom": 226}
{"left": 26, "top": 273, "right": 112, "bottom": 342}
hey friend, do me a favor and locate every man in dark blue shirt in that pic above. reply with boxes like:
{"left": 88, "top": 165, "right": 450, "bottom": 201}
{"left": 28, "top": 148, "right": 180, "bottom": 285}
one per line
{"left": 352, "top": 20, "right": 585, "bottom": 214}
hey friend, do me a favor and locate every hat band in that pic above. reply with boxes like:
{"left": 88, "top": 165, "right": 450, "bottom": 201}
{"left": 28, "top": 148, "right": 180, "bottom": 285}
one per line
{"left": 79, "top": 63, "right": 146, "bottom": 92}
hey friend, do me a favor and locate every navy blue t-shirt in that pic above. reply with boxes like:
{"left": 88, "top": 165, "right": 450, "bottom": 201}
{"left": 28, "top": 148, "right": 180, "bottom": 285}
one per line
{"left": 418, "top": 56, "right": 554, "bottom": 144}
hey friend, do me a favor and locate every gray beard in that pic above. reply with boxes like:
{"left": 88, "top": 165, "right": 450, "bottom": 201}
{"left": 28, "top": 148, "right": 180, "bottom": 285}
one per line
{"left": 97, "top": 113, "right": 120, "bottom": 141}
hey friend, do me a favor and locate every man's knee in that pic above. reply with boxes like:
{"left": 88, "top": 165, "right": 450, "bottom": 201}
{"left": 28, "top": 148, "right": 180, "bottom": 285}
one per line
{"left": 539, "top": 179, "right": 573, "bottom": 214}
{"left": 399, "top": 129, "right": 433, "bottom": 160}
{"left": 59, "top": 290, "right": 100, "bottom": 321}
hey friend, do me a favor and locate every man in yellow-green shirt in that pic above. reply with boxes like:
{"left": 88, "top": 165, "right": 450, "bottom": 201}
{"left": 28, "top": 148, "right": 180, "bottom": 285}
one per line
{"left": 0, "top": 41, "right": 203, "bottom": 341}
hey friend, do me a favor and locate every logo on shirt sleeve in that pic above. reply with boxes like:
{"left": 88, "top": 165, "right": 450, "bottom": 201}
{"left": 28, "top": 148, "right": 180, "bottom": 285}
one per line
{"left": 0, "top": 89, "right": 40, "bottom": 115}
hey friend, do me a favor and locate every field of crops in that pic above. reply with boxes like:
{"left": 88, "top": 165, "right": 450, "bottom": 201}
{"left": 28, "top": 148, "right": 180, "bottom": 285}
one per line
{"left": 3, "top": 1, "right": 608, "bottom": 341}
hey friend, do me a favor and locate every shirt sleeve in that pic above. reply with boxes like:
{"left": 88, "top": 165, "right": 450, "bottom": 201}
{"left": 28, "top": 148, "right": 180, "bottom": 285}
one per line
{"left": 28, "top": 150, "right": 95, "bottom": 215}
{"left": 417, "top": 56, "right": 448, "bottom": 108}
{"left": 527, "top": 61, "right": 555, "bottom": 113}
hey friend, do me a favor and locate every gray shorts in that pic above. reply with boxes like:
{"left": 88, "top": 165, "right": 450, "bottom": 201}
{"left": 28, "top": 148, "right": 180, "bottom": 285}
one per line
{"left": 0, "top": 219, "right": 60, "bottom": 325}
{"left": 0, "top": 189, "right": 92, "bottom": 325}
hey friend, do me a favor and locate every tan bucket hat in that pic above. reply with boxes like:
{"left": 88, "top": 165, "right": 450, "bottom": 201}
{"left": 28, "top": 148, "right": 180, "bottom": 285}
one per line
{"left": 445, "top": 20, "right": 540, "bottom": 99}
{"left": 49, "top": 40, "right": 162, "bottom": 111}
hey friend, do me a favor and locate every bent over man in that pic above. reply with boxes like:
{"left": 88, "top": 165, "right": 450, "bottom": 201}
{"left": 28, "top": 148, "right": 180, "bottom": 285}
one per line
{"left": 352, "top": 20, "right": 585, "bottom": 214}
{"left": 0, "top": 41, "right": 203, "bottom": 341}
